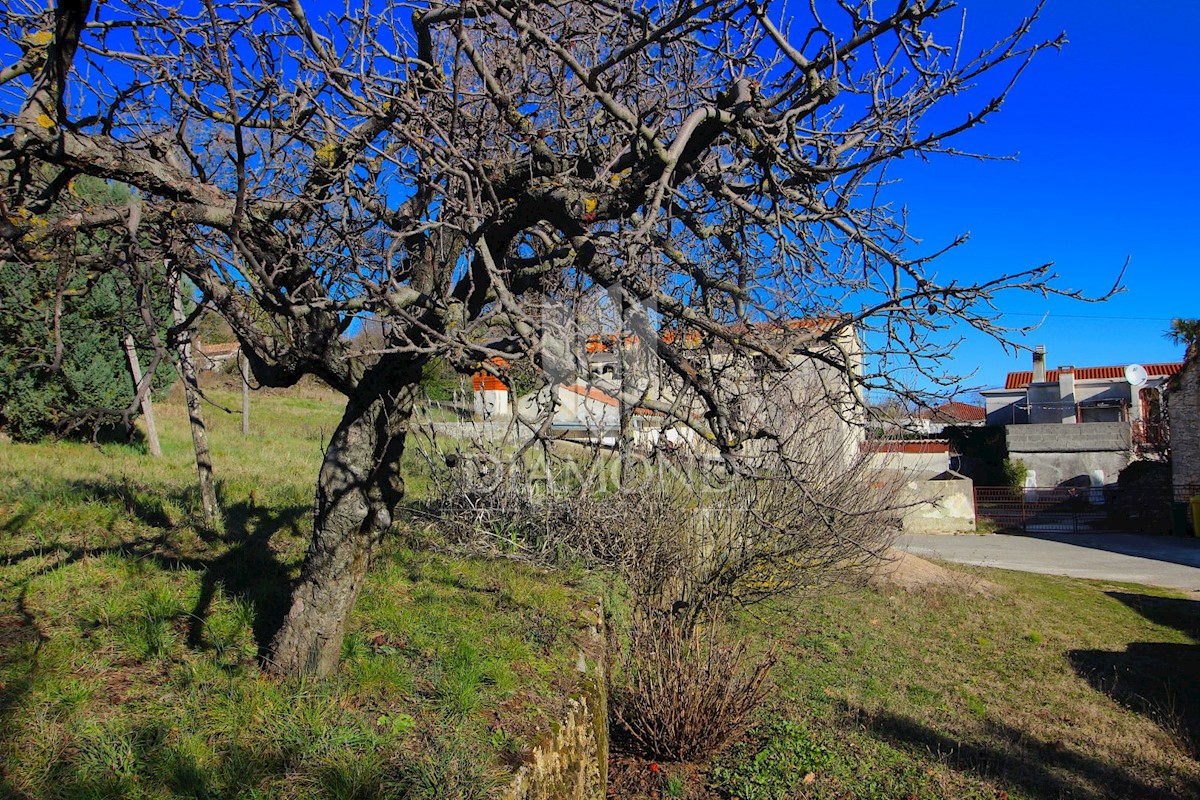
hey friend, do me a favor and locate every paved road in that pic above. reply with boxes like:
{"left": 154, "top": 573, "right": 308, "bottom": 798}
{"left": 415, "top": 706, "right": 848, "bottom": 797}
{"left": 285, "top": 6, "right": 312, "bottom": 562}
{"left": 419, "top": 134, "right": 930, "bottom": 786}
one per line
{"left": 897, "top": 532, "right": 1200, "bottom": 592}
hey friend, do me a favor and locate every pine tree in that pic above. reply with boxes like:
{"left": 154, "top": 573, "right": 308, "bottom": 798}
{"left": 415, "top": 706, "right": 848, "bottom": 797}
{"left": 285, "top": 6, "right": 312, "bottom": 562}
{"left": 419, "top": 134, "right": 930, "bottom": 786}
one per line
{"left": 0, "top": 177, "right": 174, "bottom": 442}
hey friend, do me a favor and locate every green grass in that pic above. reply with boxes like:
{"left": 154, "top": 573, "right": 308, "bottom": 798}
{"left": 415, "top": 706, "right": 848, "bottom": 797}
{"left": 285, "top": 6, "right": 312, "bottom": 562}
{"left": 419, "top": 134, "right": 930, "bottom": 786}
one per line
{"left": 0, "top": 383, "right": 596, "bottom": 799}
{"left": 714, "top": 570, "right": 1200, "bottom": 800}
{"left": 9, "top": 380, "right": 1200, "bottom": 799}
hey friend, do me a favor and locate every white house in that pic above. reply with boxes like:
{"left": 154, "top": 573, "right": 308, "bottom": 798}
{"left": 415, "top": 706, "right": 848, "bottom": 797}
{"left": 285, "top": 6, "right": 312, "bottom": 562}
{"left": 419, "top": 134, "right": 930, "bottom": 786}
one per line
{"left": 981, "top": 345, "right": 1180, "bottom": 430}
{"left": 470, "top": 318, "right": 866, "bottom": 466}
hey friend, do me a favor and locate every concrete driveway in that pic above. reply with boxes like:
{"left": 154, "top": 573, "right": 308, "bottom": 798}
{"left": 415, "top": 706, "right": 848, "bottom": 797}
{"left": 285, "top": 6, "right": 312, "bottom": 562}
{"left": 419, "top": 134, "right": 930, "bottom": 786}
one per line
{"left": 897, "top": 532, "right": 1200, "bottom": 593}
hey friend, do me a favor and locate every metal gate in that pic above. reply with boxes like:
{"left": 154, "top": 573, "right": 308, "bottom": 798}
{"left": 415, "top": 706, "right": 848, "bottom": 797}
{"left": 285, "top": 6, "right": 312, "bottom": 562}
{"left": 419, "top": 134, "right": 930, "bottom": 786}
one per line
{"left": 974, "top": 486, "right": 1120, "bottom": 534}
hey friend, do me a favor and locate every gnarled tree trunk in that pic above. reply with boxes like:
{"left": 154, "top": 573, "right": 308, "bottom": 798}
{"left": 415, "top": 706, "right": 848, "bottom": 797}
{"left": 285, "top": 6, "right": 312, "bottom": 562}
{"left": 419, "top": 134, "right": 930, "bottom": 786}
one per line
{"left": 266, "top": 371, "right": 421, "bottom": 676}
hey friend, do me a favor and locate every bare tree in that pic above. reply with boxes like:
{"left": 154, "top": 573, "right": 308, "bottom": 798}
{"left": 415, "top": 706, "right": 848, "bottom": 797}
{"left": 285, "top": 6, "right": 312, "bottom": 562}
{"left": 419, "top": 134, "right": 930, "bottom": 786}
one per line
{"left": 170, "top": 269, "right": 222, "bottom": 532}
{"left": 1, "top": 0, "right": 1111, "bottom": 676}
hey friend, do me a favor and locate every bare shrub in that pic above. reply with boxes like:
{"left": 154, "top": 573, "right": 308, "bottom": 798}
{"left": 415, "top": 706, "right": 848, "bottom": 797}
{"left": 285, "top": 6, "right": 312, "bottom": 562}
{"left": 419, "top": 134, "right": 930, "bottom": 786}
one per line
{"left": 412, "top": 387, "right": 904, "bottom": 761}
{"left": 414, "top": 415, "right": 901, "bottom": 630}
{"left": 610, "top": 613, "right": 776, "bottom": 762}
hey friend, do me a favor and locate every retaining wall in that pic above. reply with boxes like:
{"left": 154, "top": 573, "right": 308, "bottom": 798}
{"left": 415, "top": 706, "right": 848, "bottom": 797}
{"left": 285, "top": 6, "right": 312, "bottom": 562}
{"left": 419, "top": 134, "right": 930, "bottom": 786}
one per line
{"left": 900, "top": 474, "right": 976, "bottom": 534}
{"left": 1005, "top": 422, "right": 1132, "bottom": 486}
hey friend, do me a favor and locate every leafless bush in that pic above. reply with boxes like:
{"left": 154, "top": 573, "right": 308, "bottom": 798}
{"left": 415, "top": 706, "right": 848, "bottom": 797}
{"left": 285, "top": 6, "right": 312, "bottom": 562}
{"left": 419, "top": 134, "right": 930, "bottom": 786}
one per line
{"left": 413, "top": 417, "right": 902, "bottom": 630}
{"left": 610, "top": 613, "right": 776, "bottom": 761}
{"left": 412, "top": 394, "right": 903, "bottom": 760}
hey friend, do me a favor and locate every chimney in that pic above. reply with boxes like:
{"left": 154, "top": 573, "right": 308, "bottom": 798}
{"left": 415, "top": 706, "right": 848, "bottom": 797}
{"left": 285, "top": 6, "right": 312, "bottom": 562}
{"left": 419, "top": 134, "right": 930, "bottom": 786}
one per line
{"left": 1033, "top": 345, "right": 1047, "bottom": 383}
{"left": 1058, "top": 366, "right": 1076, "bottom": 424}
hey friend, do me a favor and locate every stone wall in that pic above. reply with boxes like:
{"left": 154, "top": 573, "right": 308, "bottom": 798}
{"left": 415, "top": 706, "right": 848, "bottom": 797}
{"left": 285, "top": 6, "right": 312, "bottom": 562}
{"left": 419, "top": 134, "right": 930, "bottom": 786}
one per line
{"left": 1170, "top": 356, "right": 1200, "bottom": 492}
{"left": 503, "top": 603, "right": 608, "bottom": 800}
{"left": 1005, "top": 422, "right": 1132, "bottom": 486}
{"left": 867, "top": 449, "right": 949, "bottom": 477}
{"left": 899, "top": 473, "right": 976, "bottom": 534}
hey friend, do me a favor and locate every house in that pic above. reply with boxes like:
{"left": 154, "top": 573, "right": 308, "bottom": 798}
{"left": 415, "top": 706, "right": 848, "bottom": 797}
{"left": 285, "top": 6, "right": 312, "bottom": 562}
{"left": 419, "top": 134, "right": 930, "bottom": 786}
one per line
{"left": 196, "top": 341, "right": 241, "bottom": 371}
{"left": 470, "top": 317, "right": 865, "bottom": 467}
{"left": 471, "top": 369, "right": 511, "bottom": 419}
{"left": 981, "top": 345, "right": 1181, "bottom": 429}
{"left": 980, "top": 346, "right": 1182, "bottom": 486}
{"left": 512, "top": 381, "right": 684, "bottom": 450}
{"left": 873, "top": 400, "right": 986, "bottom": 437}
{"left": 467, "top": 320, "right": 982, "bottom": 529}
{"left": 925, "top": 401, "right": 987, "bottom": 431}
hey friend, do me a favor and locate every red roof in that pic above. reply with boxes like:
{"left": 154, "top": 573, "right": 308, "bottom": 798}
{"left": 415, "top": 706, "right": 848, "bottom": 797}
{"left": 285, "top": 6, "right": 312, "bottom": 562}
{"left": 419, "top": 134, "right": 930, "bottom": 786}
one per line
{"left": 561, "top": 383, "right": 660, "bottom": 415}
{"left": 926, "top": 401, "right": 986, "bottom": 422}
{"left": 471, "top": 374, "right": 507, "bottom": 391}
{"left": 1005, "top": 362, "right": 1183, "bottom": 390}
{"left": 471, "top": 357, "right": 512, "bottom": 391}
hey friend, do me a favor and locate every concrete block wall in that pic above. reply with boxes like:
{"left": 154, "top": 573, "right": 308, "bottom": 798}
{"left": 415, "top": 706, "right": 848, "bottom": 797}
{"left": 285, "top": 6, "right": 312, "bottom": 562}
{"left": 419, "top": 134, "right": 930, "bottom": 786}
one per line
{"left": 1005, "top": 422, "right": 1132, "bottom": 486}
{"left": 1005, "top": 422, "right": 1132, "bottom": 454}
{"left": 1170, "top": 358, "right": 1200, "bottom": 491}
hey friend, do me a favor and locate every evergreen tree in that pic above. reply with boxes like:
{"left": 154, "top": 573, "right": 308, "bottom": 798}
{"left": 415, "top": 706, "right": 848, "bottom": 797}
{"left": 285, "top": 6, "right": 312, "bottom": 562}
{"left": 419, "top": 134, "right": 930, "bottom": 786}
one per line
{"left": 0, "top": 176, "right": 174, "bottom": 442}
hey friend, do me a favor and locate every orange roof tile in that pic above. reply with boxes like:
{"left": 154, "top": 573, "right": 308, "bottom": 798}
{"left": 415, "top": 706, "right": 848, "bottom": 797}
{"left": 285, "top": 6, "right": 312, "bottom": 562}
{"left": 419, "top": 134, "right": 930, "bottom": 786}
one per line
{"left": 471, "top": 374, "right": 507, "bottom": 391}
{"left": 1005, "top": 362, "right": 1183, "bottom": 390}
{"left": 560, "top": 383, "right": 660, "bottom": 415}
{"left": 925, "top": 401, "right": 986, "bottom": 422}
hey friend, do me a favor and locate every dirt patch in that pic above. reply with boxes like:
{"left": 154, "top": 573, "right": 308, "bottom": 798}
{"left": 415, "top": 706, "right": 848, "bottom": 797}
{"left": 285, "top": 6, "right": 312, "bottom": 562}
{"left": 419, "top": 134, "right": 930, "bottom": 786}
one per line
{"left": 607, "top": 753, "right": 718, "bottom": 799}
{"left": 869, "top": 547, "right": 1000, "bottom": 596}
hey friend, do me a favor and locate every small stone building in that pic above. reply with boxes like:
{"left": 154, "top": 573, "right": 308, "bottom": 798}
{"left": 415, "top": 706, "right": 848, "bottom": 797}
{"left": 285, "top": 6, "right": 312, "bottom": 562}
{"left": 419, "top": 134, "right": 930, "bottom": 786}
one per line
{"left": 196, "top": 341, "right": 241, "bottom": 371}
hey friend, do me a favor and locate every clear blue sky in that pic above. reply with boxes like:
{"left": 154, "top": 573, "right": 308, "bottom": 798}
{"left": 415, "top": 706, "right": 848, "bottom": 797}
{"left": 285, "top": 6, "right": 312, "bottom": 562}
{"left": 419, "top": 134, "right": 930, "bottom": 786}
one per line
{"left": 878, "top": 0, "right": 1200, "bottom": 394}
{"left": 253, "top": 0, "right": 1194, "bottom": 395}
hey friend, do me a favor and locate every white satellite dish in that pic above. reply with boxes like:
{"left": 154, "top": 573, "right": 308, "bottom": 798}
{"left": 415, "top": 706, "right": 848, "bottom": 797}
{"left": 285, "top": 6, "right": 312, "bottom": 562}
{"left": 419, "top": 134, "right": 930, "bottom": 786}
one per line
{"left": 1124, "top": 363, "right": 1148, "bottom": 387}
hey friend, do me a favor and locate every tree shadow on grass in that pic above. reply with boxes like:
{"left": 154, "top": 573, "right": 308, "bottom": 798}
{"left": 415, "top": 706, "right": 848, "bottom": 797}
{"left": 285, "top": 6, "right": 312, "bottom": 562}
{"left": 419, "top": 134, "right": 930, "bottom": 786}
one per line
{"left": 182, "top": 497, "right": 305, "bottom": 661}
{"left": 859, "top": 706, "right": 1192, "bottom": 800}
{"left": 1068, "top": 591, "right": 1200, "bottom": 760}
{"left": 0, "top": 478, "right": 308, "bottom": 664}
{"left": 0, "top": 584, "right": 48, "bottom": 744}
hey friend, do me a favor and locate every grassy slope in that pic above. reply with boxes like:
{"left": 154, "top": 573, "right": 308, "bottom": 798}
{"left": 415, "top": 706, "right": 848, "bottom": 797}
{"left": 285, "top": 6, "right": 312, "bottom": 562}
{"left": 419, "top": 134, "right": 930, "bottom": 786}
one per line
{"left": 5, "top": 381, "right": 1200, "bottom": 799}
{"left": 703, "top": 570, "right": 1200, "bottom": 800}
{"left": 0, "top": 384, "right": 594, "bottom": 799}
